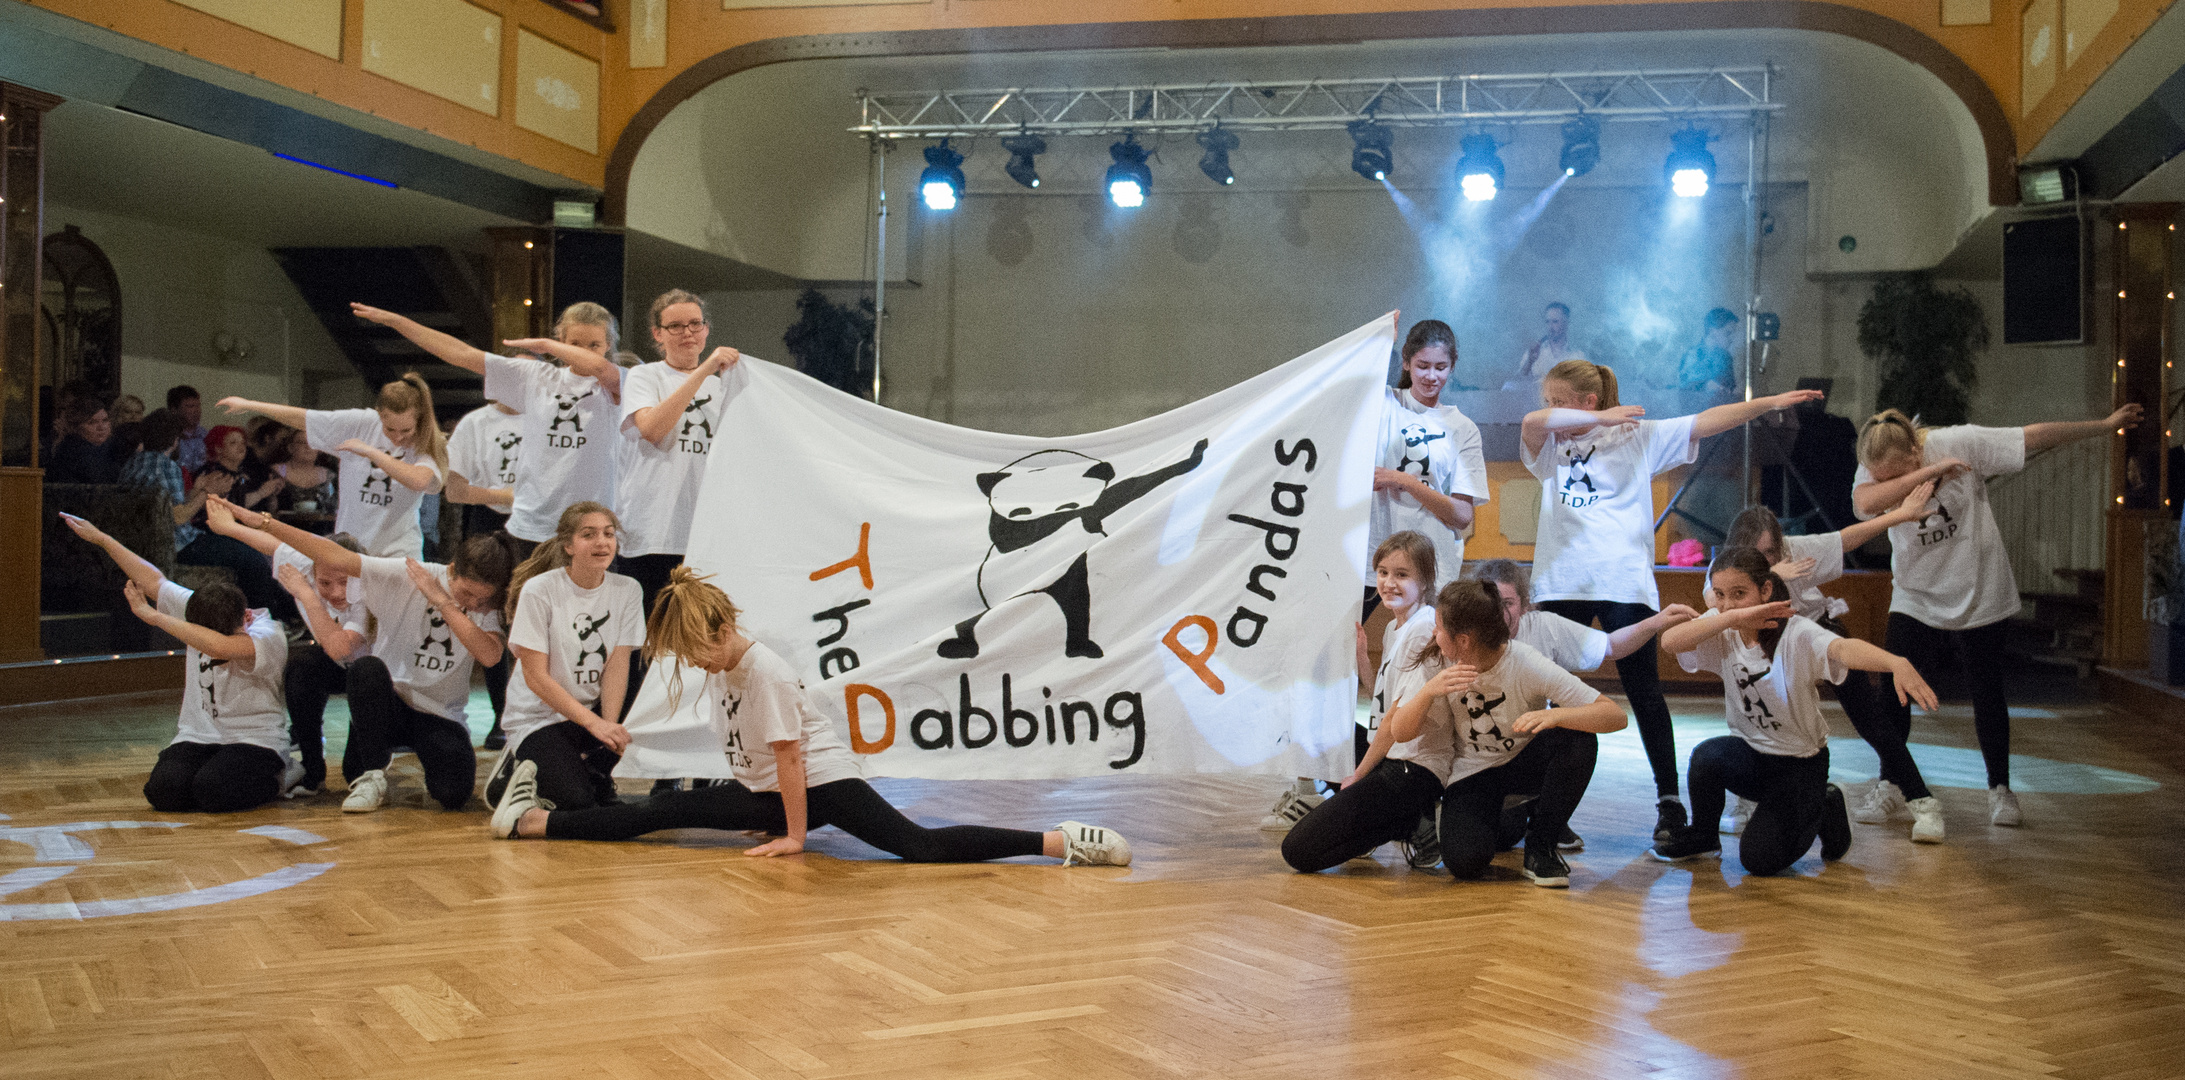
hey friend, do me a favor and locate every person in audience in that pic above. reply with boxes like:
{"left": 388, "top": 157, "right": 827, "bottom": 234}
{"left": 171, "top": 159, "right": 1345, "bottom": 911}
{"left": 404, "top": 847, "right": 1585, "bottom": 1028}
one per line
{"left": 119, "top": 409, "right": 218, "bottom": 557}
{"left": 265, "top": 425, "right": 335, "bottom": 512}
{"left": 1723, "top": 494, "right": 1946, "bottom": 842}
{"left": 106, "top": 421, "right": 144, "bottom": 471}
{"left": 60, "top": 511, "right": 296, "bottom": 812}
{"left": 1851, "top": 402, "right": 2141, "bottom": 826}
{"left": 216, "top": 374, "right": 448, "bottom": 558}
{"left": 1653, "top": 547, "right": 1938, "bottom": 874}
{"left": 1521, "top": 359, "right": 1821, "bottom": 844}
{"left": 348, "top": 301, "right": 622, "bottom": 562}
{"left": 1465, "top": 558, "right": 1698, "bottom": 853}
{"left": 47, "top": 398, "right": 119, "bottom": 484}
{"left": 1511, "top": 301, "right": 1584, "bottom": 389}
{"left": 176, "top": 425, "right": 290, "bottom": 621}
{"left": 482, "top": 502, "right": 643, "bottom": 813}
{"left": 488, "top": 567, "right": 1132, "bottom": 868}
{"left": 169, "top": 385, "right": 209, "bottom": 475}
{"left": 1373, "top": 319, "right": 1488, "bottom": 606}
{"left": 202, "top": 425, "right": 285, "bottom": 517}
{"left": 110, "top": 393, "right": 146, "bottom": 427}
{"left": 1675, "top": 308, "right": 1740, "bottom": 393}
{"left": 219, "top": 495, "right": 516, "bottom": 813}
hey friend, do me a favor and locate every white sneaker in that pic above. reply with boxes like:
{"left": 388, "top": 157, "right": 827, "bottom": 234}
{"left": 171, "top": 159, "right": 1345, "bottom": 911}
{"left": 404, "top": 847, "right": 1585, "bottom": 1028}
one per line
{"left": 342, "top": 769, "right": 388, "bottom": 813}
{"left": 1988, "top": 786, "right": 2022, "bottom": 827}
{"left": 1720, "top": 797, "right": 1756, "bottom": 836}
{"left": 278, "top": 758, "right": 309, "bottom": 798}
{"left": 1908, "top": 796, "right": 1945, "bottom": 843}
{"left": 1854, "top": 780, "right": 1906, "bottom": 825}
{"left": 1259, "top": 787, "right": 1324, "bottom": 831}
{"left": 488, "top": 760, "right": 542, "bottom": 839}
{"left": 1057, "top": 820, "right": 1131, "bottom": 867}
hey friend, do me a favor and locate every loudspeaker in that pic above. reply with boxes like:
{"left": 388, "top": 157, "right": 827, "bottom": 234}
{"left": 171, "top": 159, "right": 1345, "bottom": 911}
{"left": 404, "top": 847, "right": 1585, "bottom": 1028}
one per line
{"left": 2002, "top": 214, "right": 2084, "bottom": 345}
{"left": 551, "top": 228, "right": 625, "bottom": 334}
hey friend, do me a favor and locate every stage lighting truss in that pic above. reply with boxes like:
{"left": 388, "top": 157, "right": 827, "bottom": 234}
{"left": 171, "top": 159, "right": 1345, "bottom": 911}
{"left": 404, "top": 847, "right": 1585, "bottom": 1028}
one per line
{"left": 1348, "top": 120, "right": 1393, "bottom": 182}
{"left": 1196, "top": 126, "right": 1240, "bottom": 185}
{"left": 852, "top": 67, "right": 1779, "bottom": 140}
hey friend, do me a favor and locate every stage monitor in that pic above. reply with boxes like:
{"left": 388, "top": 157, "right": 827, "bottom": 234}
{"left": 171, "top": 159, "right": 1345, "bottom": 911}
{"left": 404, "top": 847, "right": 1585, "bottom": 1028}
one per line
{"left": 2002, "top": 214, "right": 2083, "bottom": 345}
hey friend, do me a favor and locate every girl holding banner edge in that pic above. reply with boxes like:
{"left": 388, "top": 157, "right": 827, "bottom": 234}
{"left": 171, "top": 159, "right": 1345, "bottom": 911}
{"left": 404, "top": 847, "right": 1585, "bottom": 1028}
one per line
{"left": 489, "top": 568, "right": 1134, "bottom": 867}
{"left": 1520, "top": 359, "right": 1821, "bottom": 843}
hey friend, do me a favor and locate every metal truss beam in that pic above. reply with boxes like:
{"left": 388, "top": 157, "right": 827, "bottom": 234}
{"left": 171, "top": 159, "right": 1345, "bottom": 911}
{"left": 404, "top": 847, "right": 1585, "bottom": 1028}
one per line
{"left": 853, "top": 68, "right": 1779, "bottom": 139}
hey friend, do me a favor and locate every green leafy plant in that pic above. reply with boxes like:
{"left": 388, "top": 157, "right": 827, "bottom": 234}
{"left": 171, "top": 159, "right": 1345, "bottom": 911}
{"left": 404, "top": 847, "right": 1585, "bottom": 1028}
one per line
{"left": 1857, "top": 273, "right": 1988, "bottom": 426}
{"left": 783, "top": 289, "right": 876, "bottom": 400}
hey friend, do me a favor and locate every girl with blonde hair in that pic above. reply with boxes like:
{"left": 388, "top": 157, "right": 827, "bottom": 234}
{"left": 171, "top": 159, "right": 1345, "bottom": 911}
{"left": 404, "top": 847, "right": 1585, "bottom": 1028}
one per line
{"left": 217, "top": 372, "right": 448, "bottom": 558}
{"left": 1520, "top": 357, "right": 1821, "bottom": 843}
{"left": 488, "top": 568, "right": 1131, "bottom": 867}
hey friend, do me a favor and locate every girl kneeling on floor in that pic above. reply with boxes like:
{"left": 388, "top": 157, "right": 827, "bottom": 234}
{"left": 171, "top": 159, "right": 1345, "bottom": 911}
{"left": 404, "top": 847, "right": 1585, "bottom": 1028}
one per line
{"left": 489, "top": 568, "right": 1131, "bottom": 867}
{"left": 1654, "top": 547, "right": 1939, "bottom": 875}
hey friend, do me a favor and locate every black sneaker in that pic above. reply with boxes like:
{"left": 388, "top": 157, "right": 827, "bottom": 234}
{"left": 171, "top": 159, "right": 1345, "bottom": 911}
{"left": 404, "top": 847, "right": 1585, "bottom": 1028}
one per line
{"left": 1653, "top": 797, "right": 1688, "bottom": 842}
{"left": 649, "top": 778, "right": 684, "bottom": 796}
{"left": 1522, "top": 845, "right": 1571, "bottom": 888}
{"left": 482, "top": 725, "right": 507, "bottom": 752}
{"left": 1819, "top": 784, "right": 1853, "bottom": 861}
{"left": 1557, "top": 826, "right": 1584, "bottom": 853}
{"left": 1649, "top": 827, "right": 1721, "bottom": 862}
{"left": 1397, "top": 811, "right": 1442, "bottom": 870}
{"left": 300, "top": 757, "right": 327, "bottom": 793}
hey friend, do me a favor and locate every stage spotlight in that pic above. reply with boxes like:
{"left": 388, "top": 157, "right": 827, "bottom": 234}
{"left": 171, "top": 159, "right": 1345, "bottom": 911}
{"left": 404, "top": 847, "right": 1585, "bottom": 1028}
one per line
{"left": 1457, "top": 133, "right": 1503, "bottom": 201}
{"left": 1107, "top": 134, "right": 1151, "bottom": 207}
{"left": 1197, "top": 127, "right": 1239, "bottom": 186}
{"left": 919, "top": 140, "right": 965, "bottom": 210}
{"left": 1559, "top": 115, "right": 1600, "bottom": 178}
{"left": 1348, "top": 119, "right": 1393, "bottom": 182}
{"left": 1001, "top": 133, "right": 1046, "bottom": 189}
{"left": 1665, "top": 127, "right": 1715, "bottom": 198}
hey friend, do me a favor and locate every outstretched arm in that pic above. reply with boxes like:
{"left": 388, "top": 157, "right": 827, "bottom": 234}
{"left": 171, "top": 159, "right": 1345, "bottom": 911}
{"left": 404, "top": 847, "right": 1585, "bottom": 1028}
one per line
{"left": 631, "top": 348, "right": 737, "bottom": 446}
{"left": 1520, "top": 406, "right": 1643, "bottom": 457}
{"left": 746, "top": 741, "right": 807, "bottom": 857}
{"left": 1606, "top": 604, "right": 1700, "bottom": 660}
{"left": 212, "top": 496, "right": 365, "bottom": 578}
{"left": 1510, "top": 691, "right": 1626, "bottom": 735}
{"left": 351, "top": 302, "right": 490, "bottom": 374}
{"left": 1659, "top": 600, "right": 1794, "bottom": 656}
{"left": 1829, "top": 637, "right": 1939, "bottom": 711}
{"left": 2026, "top": 404, "right": 2142, "bottom": 452}
{"left": 1690, "top": 390, "right": 1825, "bottom": 440}
{"left": 205, "top": 498, "right": 281, "bottom": 558}
{"left": 505, "top": 338, "right": 623, "bottom": 401}
{"left": 1085, "top": 439, "right": 1209, "bottom": 527}
{"left": 1834, "top": 480, "right": 1937, "bottom": 549}
{"left": 123, "top": 581, "right": 259, "bottom": 663}
{"left": 336, "top": 439, "right": 441, "bottom": 494}
{"left": 276, "top": 563, "right": 365, "bottom": 662}
{"left": 215, "top": 397, "right": 308, "bottom": 430}
{"left": 444, "top": 471, "right": 513, "bottom": 508}
{"left": 403, "top": 559, "right": 502, "bottom": 667}
{"left": 59, "top": 513, "right": 167, "bottom": 596}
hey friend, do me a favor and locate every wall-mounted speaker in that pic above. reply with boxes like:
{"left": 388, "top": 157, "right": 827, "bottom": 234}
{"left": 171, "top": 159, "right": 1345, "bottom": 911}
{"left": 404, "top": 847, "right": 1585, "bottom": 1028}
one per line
{"left": 2002, "top": 214, "right": 2084, "bottom": 345}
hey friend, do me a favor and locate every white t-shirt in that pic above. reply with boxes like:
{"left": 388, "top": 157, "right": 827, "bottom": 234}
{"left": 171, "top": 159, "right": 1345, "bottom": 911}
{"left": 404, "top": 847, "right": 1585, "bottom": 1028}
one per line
{"left": 484, "top": 355, "right": 622, "bottom": 543}
{"left": 446, "top": 405, "right": 523, "bottom": 516}
{"left": 1515, "top": 609, "right": 1610, "bottom": 673}
{"left": 1677, "top": 614, "right": 1845, "bottom": 758}
{"left": 275, "top": 543, "right": 367, "bottom": 659}
{"left": 1522, "top": 414, "right": 1699, "bottom": 607}
{"left": 1853, "top": 425, "right": 2025, "bottom": 630}
{"left": 1370, "top": 390, "right": 1490, "bottom": 585}
{"left": 616, "top": 361, "right": 724, "bottom": 557}
{"left": 304, "top": 409, "right": 445, "bottom": 558}
{"left": 1438, "top": 640, "right": 1604, "bottom": 785}
{"left": 501, "top": 567, "right": 646, "bottom": 751}
{"left": 1362, "top": 604, "right": 1436, "bottom": 732}
{"left": 160, "top": 580, "right": 290, "bottom": 754}
{"left": 1778, "top": 532, "right": 1851, "bottom": 622}
{"left": 711, "top": 642, "right": 860, "bottom": 793}
{"left": 1382, "top": 649, "right": 1459, "bottom": 784}
{"left": 346, "top": 555, "right": 502, "bottom": 723}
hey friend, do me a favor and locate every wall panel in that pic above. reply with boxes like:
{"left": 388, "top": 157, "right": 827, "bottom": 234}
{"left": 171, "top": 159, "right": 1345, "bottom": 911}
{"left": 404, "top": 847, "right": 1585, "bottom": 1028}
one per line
{"left": 360, "top": 0, "right": 504, "bottom": 117}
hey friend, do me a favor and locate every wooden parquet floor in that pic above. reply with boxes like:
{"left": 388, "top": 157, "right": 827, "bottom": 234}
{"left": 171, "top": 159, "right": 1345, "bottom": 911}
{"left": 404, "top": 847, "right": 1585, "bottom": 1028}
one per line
{"left": 1, "top": 688, "right": 2181, "bottom": 1079}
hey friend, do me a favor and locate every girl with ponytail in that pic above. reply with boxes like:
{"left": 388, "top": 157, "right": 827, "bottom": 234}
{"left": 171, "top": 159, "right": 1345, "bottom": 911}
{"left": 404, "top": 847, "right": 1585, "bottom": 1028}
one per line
{"left": 1520, "top": 357, "right": 1821, "bottom": 844}
{"left": 1654, "top": 547, "right": 1938, "bottom": 876}
{"left": 488, "top": 567, "right": 1133, "bottom": 869}
{"left": 349, "top": 299, "right": 625, "bottom": 558}
{"left": 216, "top": 372, "right": 449, "bottom": 558}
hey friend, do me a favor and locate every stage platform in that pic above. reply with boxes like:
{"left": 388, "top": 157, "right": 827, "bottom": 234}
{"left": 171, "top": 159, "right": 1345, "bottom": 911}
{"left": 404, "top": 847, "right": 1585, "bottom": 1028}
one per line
{"left": 0, "top": 687, "right": 2178, "bottom": 1079}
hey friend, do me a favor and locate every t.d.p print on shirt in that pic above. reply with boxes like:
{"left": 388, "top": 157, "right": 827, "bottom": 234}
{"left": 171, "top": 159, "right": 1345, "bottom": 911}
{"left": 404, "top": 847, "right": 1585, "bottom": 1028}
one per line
{"left": 570, "top": 611, "right": 613, "bottom": 689}
{"left": 414, "top": 609, "right": 460, "bottom": 672}
{"left": 359, "top": 465, "right": 397, "bottom": 506}
{"left": 1913, "top": 500, "right": 1959, "bottom": 548}
{"left": 652, "top": 314, "right": 1397, "bottom": 782}
{"left": 678, "top": 394, "right": 715, "bottom": 453}
{"left": 1458, "top": 689, "right": 1514, "bottom": 754}
{"left": 1556, "top": 443, "right": 1606, "bottom": 508}
{"left": 546, "top": 390, "right": 595, "bottom": 447}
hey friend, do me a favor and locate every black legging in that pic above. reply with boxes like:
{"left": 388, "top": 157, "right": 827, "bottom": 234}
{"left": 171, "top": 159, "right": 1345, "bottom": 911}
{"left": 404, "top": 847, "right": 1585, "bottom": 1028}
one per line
{"left": 1281, "top": 758, "right": 1443, "bottom": 872}
{"left": 283, "top": 643, "right": 346, "bottom": 786}
{"left": 1876, "top": 613, "right": 2012, "bottom": 788}
{"left": 1439, "top": 728, "right": 1598, "bottom": 879}
{"left": 145, "top": 741, "right": 284, "bottom": 813}
{"left": 613, "top": 552, "right": 683, "bottom": 716}
{"left": 1687, "top": 736, "right": 1830, "bottom": 876}
{"left": 343, "top": 656, "right": 478, "bottom": 811}
{"left": 178, "top": 533, "right": 295, "bottom": 623}
{"left": 1537, "top": 600, "right": 1679, "bottom": 799}
{"left": 544, "top": 777, "right": 1049, "bottom": 862}
{"left": 488, "top": 720, "right": 621, "bottom": 811}
{"left": 1817, "top": 617, "right": 1933, "bottom": 800}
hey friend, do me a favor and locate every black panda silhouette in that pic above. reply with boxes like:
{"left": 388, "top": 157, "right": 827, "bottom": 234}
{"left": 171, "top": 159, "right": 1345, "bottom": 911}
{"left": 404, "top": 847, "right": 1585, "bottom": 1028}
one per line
{"left": 418, "top": 610, "right": 456, "bottom": 658}
{"left": 197, "top": 654, "right": 222, "bottom": 718}
{"left": 1394, "top": 422, "right": 1445, "bottom": 479}
{"left": 1734, "top": 664, "right": 1775, "bottom": 722}
{"left": 936, "top": 438, "right": 1209, "bottom": 660}
{"left": 549, "top": 390, "right": 594, "bottom": 433}
{"left": 492, "top": 430, "right": 521, "bottom": 483}
{"left": 1460, "top": 689, "right": 1512, "bottom": 751}
{"left": 680, "top": 396, "right": 714, "bottom": 441}
{"left": 573, "top": 612, "right": 611, "bottom": 641}
{"left": 1562, "top": 445, "right": 1598, "bottom": 494}
{"left": 361, "top": 469, "right": 395, "bottom": 496}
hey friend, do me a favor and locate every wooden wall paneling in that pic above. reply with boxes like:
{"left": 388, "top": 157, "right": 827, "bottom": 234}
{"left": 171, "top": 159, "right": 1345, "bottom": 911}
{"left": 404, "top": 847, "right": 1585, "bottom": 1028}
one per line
{"left": 2103, "top": 206, "right": 2177, "bottom": 671}
{"left": 486, "top": 226, "right": 555, "bottom": 347}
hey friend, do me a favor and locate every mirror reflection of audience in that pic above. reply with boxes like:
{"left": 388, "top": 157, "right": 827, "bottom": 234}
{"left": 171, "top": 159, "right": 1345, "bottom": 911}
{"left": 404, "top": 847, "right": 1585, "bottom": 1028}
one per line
{"left": 1508, "top": 302, "right": 1584, "bottom": 391}
{"left": 1676, "top": 308, "right": 1741, "bottom": 392}
{"left": 47, "top": 396, "right": 120, "bottom": 484}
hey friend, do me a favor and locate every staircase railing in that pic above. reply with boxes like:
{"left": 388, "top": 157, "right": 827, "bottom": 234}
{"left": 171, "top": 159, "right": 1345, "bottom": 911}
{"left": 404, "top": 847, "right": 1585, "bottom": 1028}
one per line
{"left": 1987, "top": 436, "right": 2109, "bottom": 603}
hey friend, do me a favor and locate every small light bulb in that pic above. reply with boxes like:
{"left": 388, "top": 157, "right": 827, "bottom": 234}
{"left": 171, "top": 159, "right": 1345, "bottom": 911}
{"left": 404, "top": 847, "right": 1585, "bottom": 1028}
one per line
{"left": 523, "top": 298, "right": 532, "bottom": 307}
{"left": 524, "top": 241, "right": 534, "bottom": 249}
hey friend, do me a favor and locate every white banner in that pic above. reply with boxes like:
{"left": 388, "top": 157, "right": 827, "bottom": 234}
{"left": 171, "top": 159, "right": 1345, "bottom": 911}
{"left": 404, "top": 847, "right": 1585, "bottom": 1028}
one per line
{"left": 618, "top": 313, "right": 1395, "bottom": 781}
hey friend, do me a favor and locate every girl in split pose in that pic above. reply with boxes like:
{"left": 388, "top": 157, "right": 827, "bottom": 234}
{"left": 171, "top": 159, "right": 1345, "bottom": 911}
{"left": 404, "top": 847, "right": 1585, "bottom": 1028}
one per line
{"left": 1521, "top": 359, "right": 1822, "bottom": 842}
{"left": 203, "top": 497, "right": 366, "bottom": 794}
{"left": 1286, "top": 580, "right": 1627, "bottom": 888}
{"left": 1653, "top": 548, "right": 1939, "bottom": 875}
{"left": 1723, "top": 486, "right": 1946, "bottom": 842}
{"left": 489, "top": 568, "right": 1132, "bottom": 868}
{"left": 218, "top": 496, "right": 516, "bottom": 812}
{"left": 483, "top": 502, "right": 645, "bottom": 812}
{"left": 62, "top": 513, "right": 295, "bottom": 812}
{"left": 1851, "top": 403, "right": 2141, "bottom": 826}
{"left": 350, "top": 301, "right": 623, "bottom": 561}
{"left": 217, "top": 374, "right": 447, "bottom": 559}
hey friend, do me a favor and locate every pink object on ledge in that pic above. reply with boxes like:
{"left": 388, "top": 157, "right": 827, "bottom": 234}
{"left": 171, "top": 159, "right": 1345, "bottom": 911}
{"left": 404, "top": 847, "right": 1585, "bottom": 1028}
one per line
{"left": 1668, "top": 538, "right": 1708, "bottom": 567}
